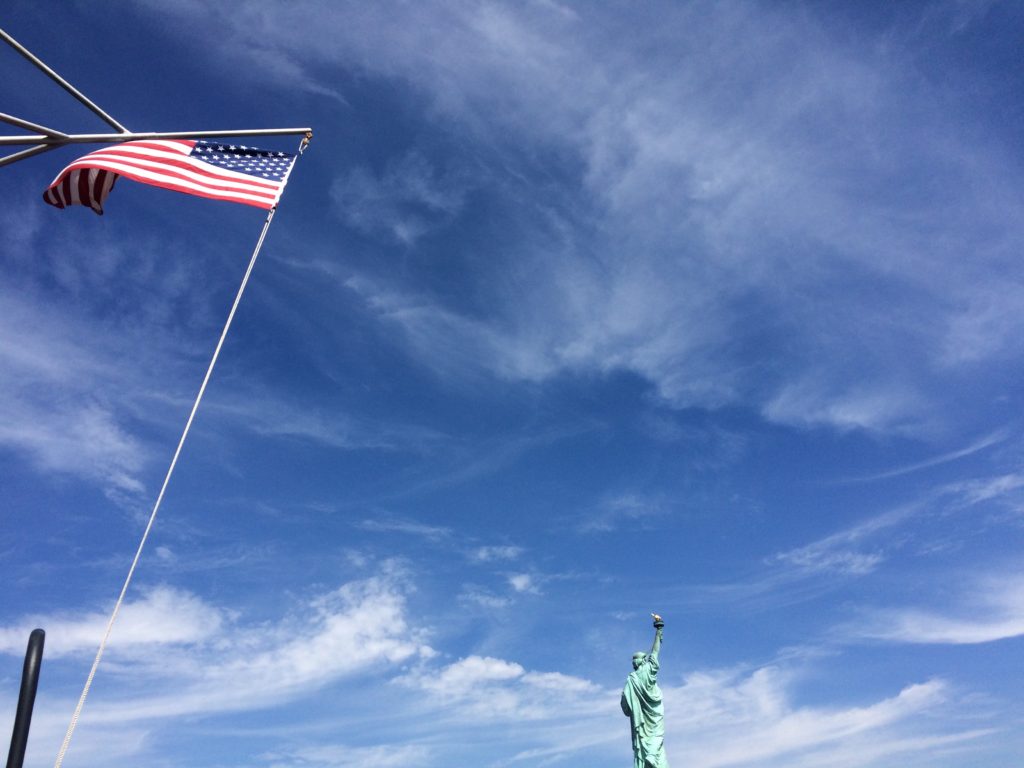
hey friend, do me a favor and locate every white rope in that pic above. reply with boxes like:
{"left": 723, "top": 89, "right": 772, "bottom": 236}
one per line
{"left": 53, "top": 207, "right": 278, "bottom": 768}
{"left": 53, "top": 132, "right": 310, "bottom": 767}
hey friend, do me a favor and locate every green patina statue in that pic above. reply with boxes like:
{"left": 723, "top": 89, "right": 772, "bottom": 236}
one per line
{"left": 621, "top": 614, "right": 669, "bottom": 768}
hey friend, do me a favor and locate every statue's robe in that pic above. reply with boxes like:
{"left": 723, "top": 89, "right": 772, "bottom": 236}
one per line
{"left": 621, "top": 653, "right": 669, "bottom": 768}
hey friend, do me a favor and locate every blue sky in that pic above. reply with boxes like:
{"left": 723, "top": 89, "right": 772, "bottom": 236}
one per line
{"left": 2, "top": 1, "right": 1023, "bottom": 766}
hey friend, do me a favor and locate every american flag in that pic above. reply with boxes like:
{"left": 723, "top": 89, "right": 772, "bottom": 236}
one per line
{"left": 43, "top": 140, "right": 297, "bottom": 214}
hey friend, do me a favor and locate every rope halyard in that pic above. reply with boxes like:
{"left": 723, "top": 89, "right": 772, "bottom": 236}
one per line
{"left": 53, "top": 135, "right": 309, "bottom": 768}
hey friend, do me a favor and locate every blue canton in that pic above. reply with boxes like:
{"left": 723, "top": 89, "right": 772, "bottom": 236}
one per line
{"left": 190, "top": 141, "right": 295, "bottom": 181}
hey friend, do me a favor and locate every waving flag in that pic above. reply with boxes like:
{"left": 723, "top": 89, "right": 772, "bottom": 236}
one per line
{"left": 43, "top": 140, "right": 296, "bottom": 214}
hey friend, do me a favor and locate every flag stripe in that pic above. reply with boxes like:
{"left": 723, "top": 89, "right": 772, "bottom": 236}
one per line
{"left": 76, "top": 143, "right": 284, "bottom": 190}
{"left": 77, "top": 171, "right": 91, "bottom": 209}
{"left": 57, "top": 157, "right": 280, "bottom": 204}
{"left": 57, "top": 149, "right": 283, "bottom": 195}
{"left": 93, "top": 169, "right": 278, "bottom": 208}
{"left": 67, "top": 174, "right": 79, "bottom": 207}
{"left": 100, "top": 171, "right": 117, "bottom": 204}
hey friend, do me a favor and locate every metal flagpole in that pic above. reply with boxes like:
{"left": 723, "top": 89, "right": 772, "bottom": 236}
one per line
{"left": 0, "top": 127, "right": 314, "bottom": 168}
{"left": 52, "top": 133, "right": 312, "bottom": 768}
{"left": 0, "top": 128, "right": 314, "bottom": 146}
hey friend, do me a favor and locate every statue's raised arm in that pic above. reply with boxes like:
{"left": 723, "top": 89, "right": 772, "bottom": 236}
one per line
{"left": 621, "top": 614, "right": 670, "bottom": 767}
{"left": 650, "top": 613, "right": 664, "bottom": 660}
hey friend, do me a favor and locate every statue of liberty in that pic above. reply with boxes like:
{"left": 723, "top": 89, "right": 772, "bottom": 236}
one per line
{"left": 621, "top": 614, "right": 669, "bottom": 768}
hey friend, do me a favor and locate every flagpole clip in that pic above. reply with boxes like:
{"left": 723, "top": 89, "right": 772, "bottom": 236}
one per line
{"left": 299, "top": 131, "right": 313, "bottom": 154}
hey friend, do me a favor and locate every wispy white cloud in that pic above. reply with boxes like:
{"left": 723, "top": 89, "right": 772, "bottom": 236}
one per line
{"left": 405, "top": 656, "right": 987, "bottom": 768}
{"left": 580, "top": 492, "right": 669, "bottom": 533}
{"left": 0, "top": 569, "right": 434, "bottom": 722}
{"left": 943, "top": 472, "right": 1024, "bottom": 506}
{"left": 1, "top": 580, "right": 998, "bottom": 768}
{"left": 357, "top": 516, "right": 452, "bottom": 541}
{"left": 0, "top": 399, "right": 146, "bottom": 495}
{"left": 0, "top": 206, "right": 298, "bottom": 500}
{"left": 841, "top": 431, "right": 1007, "bottom": 483}
{"left": 0, "top": 586, "right": 224, "bottom": 658}
{"left": 468, "top": 545, "right": 523, "bottom": 562}
{"left": 457, "top": 585, "right": 513, "bottom": 610}
{"left": 940, "top": 280, "right": 1024, "bottom": 366}
{"left": 779, "top": 729, "right": 996, "bottom": 768}
{"left": 343, "top": 274, "right": 551, "bottom": 382}
{"left": 263, "top": 743, "right": 434, "bottom": 768}
{"left": 0, "top": 288, "right": 151, "bottom": 497}
{"left": 769, "top": 505, "right": 915, "bottom": 578}
{"left": 209, "top": 394, "right": 445, "bottom": 453}
{"left": 131, "top": 2, "right": 1024, "bottom": 438}
{"left": 331, "top": 151, "right": 473, "bottom": 245}
{"left": 693, "top": 463, "right": 1024, "bottom": 613}
{"left": 396, "top": 654, "right": 605, "bottom": 725}
{"left": 762, "top": 380, "right": 926, "bottom": 434}
{"left": 668, "top": 667, "right": 986, "bottom": 768}
{"left": 848, "top": 572, "right": 1024, "bottom": 645}
{"left": 774, "top": 548, "right": 885, "bottom": 578}
{"left": 408, "top": 654, "right": 522, "bottom": 691}
{"left": 507, "top": 573, "right": 539, "bottom": 594}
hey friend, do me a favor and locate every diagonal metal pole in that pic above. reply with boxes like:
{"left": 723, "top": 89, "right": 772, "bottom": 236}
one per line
{"left": 0, "top": 27, "right": 129, "bottom": 133}
{"left": 0, "top": 113, "right": 68, "bottom": 138}
{"left": 0, "top": 144, "right": 59, "bottom": 167}
{"left": 0, "top": 113, "right": 66, "bottom": 167}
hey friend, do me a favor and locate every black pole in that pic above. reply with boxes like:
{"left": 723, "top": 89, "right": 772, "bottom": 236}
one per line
{"left": 6, "top": 629, "right": 44, "bottom": 768}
